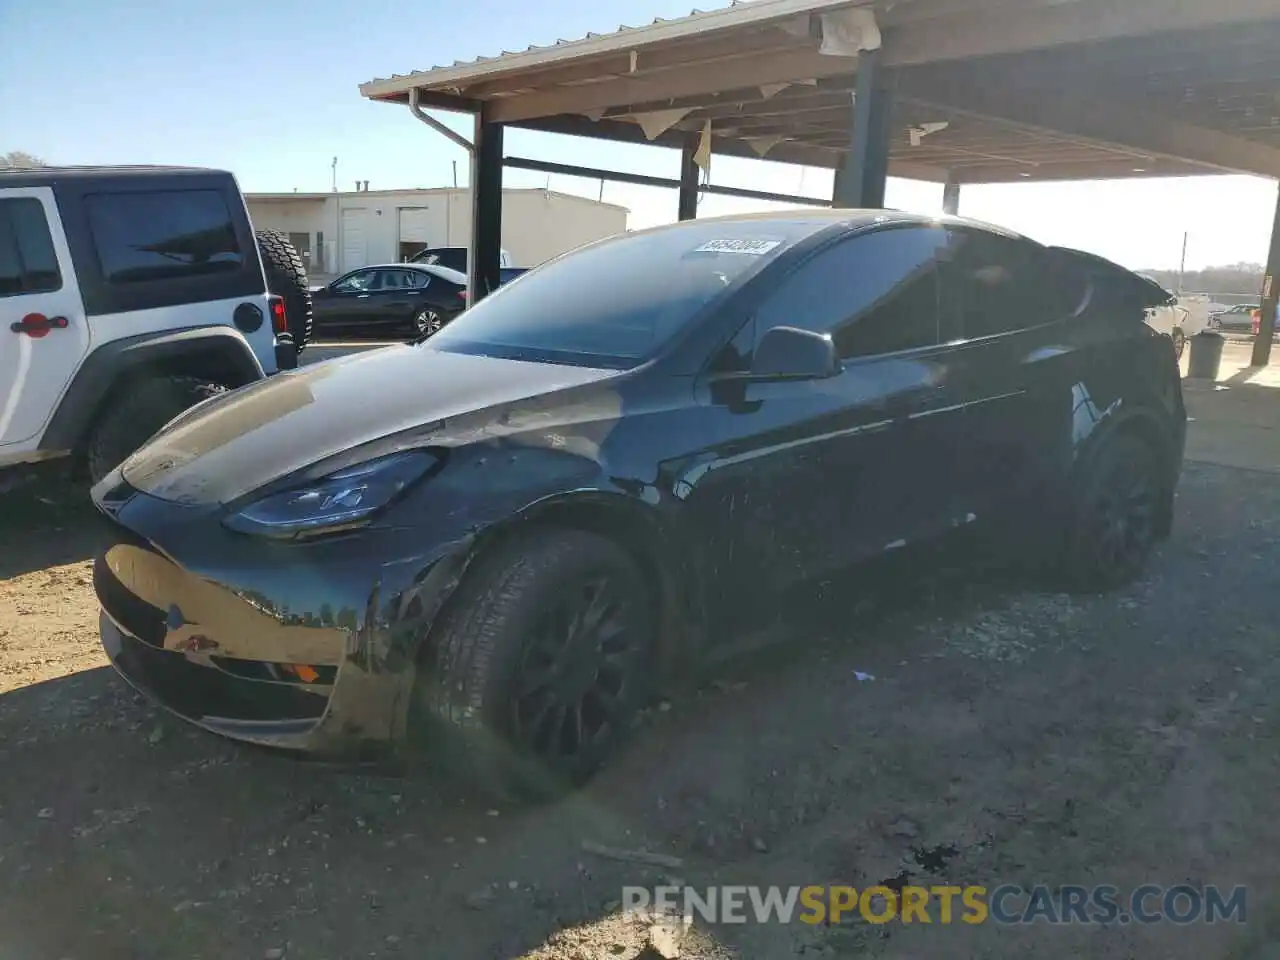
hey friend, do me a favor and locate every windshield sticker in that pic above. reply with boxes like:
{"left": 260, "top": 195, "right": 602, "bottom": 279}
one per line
{"left": 693, "top": 239, "right": 782, "bottom": 256}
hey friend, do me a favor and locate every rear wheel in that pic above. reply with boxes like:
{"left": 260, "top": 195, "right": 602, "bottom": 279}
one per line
{"left": 255, "top": 230, "right": 313, "bottom": 354}
{"left": 1064, "top": 433, "right": 1166, "bottom": 591}
{"left": 85, "top": 375, "right": 226, "bottom": 484}
{"left": 411, "top": 529, "right": 655, "bottom": 799}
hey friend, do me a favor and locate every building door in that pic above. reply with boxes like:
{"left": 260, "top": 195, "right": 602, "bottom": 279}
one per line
{"left": 398, "top": 207, "right": 433, "bottom": 261}
{"left": 287, "top": 232, "right": 312, "bottom": 272}
{"left": 341, "top": 208, "right": 367, "bottom": 272}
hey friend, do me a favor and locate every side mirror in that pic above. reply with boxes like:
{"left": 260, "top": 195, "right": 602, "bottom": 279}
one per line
{"left": 751, "top": 326, "right": 841, "bottom": 381}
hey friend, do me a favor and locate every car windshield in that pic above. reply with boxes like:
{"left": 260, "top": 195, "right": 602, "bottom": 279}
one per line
{"left": 425, "top": 220, "right": 821, "bottom": 366}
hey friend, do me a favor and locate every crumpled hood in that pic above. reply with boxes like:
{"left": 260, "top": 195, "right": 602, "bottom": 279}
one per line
{"left": 121, "top": 344, "right": 619, "bottom": 505}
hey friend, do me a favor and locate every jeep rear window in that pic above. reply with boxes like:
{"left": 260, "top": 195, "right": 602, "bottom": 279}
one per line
{"left": 85, "top": 189, "right": 243, "bottom": 284}
{"left": 0, "top": 198, "right": 62, "bottom": 297}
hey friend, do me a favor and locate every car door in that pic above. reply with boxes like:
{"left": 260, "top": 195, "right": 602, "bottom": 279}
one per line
{"left": 374, "top": 269, "right": 423, "bottom": 327}
{"left": 321, "top": 268, "right": 377, "bottom": 329}
{"left": 684, "top": 225, "right": 966, "bottom": 619}
{"left": 938, "top": 228, "right": 1085, "bottom": 532}
{"left": 0, "top": 188, "right": 90, "bottom": 450}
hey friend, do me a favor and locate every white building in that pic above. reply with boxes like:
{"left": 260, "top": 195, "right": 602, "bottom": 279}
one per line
{"left": 245, "top": 187, "right": 629, "bottom": 277}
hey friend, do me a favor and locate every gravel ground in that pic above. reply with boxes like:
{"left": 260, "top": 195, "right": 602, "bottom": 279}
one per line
{"left": 2, "top": 461, "right": 1279, "bottom": 959}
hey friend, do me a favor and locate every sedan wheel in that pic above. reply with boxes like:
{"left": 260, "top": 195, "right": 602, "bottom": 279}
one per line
{"left": 414, "top": 309, "right": 445, "bottom": 338}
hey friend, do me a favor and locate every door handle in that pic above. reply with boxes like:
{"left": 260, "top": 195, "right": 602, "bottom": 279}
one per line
{"left": 10, "top": 313, "right": 68, "bottom": 338}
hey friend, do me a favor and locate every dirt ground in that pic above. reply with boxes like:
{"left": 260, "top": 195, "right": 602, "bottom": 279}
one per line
{"left": 3, "top": 453, "right": 1280, "bottom": 959}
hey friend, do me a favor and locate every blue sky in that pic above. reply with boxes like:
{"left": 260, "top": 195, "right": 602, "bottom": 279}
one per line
{"left": 3, "top": 0, "right": 1277, "bottom": 271}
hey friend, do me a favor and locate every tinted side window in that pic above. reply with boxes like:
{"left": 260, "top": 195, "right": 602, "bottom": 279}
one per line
{"left": 756, "top": 227, "right": 946, "bottom": 358}
{"left": 0, "top": 198, "right": 61, "bottom": 297}
{"left": 85, "top": 190, "right": 242, "bottom": 284}
{"left": 945, "top": 230, "right": 1052, "bottom": 339}
{"left": 334, "top": 270, "right": 374, "bottom": 293}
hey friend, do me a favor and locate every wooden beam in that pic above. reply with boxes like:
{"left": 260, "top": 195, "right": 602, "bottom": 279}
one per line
{"left": 463, "top": 26, "right": 813, "bottom": 98}
{"left": 488, "top": 45, "right": 859, "bottom": 123}
{"left": 899, "top": 75, "right": 1280, "bottom": 178}
{"left": 508, "top": 111, "right": 951, "bottom": 181}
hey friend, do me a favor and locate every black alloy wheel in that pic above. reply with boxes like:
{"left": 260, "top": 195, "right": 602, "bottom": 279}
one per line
{"left": 509, "top": 574, "right": 645, "bottom": 767}
{"left": 413, "top": 529, "right": 655, "bottom": 799}
{"left": 1069, "top": 434, "right": 1164, "bottom": 590}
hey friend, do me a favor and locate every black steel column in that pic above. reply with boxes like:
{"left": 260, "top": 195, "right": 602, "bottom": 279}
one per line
{"left": 677, "top": 133, "right": 700, "bottom": 221}
{"left": 942, "top": 179, "right": 961, "bottom": 216}
{"left": 1251, "top": 183, "right": 1280, "bottom": 367}
{"left": 469, "top": 106, "right": 504, "bottom": 305}
{"left": 833, "top": 49, "right": 894, "bottom": 209}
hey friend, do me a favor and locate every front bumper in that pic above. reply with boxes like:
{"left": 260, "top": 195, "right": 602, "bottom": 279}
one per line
{"left": 91, "top": 479, "right": 475, "bottom": 756}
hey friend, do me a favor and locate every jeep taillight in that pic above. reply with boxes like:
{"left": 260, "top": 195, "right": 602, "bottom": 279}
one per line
{"left": 269, "top": 296, "right": 288, "bottom": 334}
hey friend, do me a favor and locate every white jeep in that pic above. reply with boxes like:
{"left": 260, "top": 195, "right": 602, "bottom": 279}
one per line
{"left": 0, "top": 165, "right": 313, "bottom": 487}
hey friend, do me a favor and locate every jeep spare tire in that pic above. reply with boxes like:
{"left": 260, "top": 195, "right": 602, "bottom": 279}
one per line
{"left": 256, "top": 229, "right": 313, "bottom": 352}
{"left": 85, "top": 376, "right": 227, "bottom": 485}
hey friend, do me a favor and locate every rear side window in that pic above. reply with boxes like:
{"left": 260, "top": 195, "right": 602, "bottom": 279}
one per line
{"left": 945, "top": 230, "right": 1052, "bottom": 339}
{"left": 85, "top": 189, "right": 243, "bottom": 284}
{"left": 0, "top": 198, "right": 61, "bottom": 297}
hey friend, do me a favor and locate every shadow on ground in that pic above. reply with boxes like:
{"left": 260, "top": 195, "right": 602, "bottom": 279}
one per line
{"left": 0, "top": 479, "right": 106, "bottom": 579}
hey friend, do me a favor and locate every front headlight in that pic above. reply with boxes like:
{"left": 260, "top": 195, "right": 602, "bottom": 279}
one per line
{"left": 223, "top": 450, "right": 436, "bottom": 539}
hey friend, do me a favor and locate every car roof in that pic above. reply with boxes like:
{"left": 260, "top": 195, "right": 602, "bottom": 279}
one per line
{"left": 619, "top": 208, "right": 1030, "bottom": 244}
{"left": 0, "top": 164, "right": 230, "bottom": 188}
{"left": 360, "top": 262, "right": 468, "bottom": 283}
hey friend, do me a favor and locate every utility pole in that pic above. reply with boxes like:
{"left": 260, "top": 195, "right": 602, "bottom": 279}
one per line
{"left": 331, "top": 157, "right": 338, "bottom": 192}
{"left": 1178, "top": 231, "right": 1189, "bottom": 294}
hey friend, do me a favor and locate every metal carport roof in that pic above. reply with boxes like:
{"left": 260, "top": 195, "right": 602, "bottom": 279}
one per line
{"left": 360, "top": 0, "right": 1280, "bottom": 184}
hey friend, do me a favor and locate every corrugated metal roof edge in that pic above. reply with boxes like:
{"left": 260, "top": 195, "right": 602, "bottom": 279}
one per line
{"left": 359, "top": 0, "right": 861, "bottom": 100}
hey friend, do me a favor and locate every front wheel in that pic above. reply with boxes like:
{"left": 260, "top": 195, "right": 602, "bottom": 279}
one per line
{"left": 85, "top": 376, "right": 226, "bottom": 484}
{"left": 411, "top": 529, "right": 655, "bottom": 799}
{"left": 1063, "top": 434, "right": 1167, "bottom": 592}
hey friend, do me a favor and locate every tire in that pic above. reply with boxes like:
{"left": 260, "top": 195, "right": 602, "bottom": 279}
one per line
{"left": 1171, "top": 329, "right": 1187, "bottom": 361}
{"left": 410, "top": 307, "right": 446, "bottom": 339}
{"left": 255, "top": 229, "right": 313, "bottom": 353}
{"left": 85, "top": 376, "right": 226, "bottom": 484}
{"left": 1063, "top": 433, "right": 1167, "bottom": 592}
{"left": 411, "top": 529, "right": 656, "bottom": 799}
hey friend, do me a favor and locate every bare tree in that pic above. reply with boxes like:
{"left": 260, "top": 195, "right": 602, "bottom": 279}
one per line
{"left": 0, "top": 151, "right": 46, "bottom": 169}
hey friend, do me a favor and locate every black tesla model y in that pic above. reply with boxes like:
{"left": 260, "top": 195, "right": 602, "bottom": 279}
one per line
{"left": 92, "top": 211, "right": 1186, "bottom": 792}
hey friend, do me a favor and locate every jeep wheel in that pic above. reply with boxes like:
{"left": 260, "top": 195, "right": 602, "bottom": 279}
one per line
{"left": 85, "top": 376, "right": 226, "bottom": 484}
{"left": 256, "top": 230, "right": 313, "bottom": 353}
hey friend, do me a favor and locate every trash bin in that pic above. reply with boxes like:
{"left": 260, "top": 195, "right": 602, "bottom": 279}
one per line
{"left": 1187, "top": 331, "right": 1225, "bottom": 380}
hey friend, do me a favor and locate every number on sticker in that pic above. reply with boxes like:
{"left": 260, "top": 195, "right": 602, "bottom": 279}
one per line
{"left": 693, "top": 239, "right": 782, "bottom": 256}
